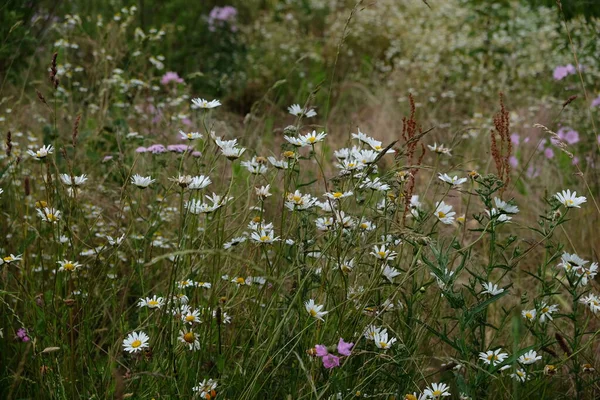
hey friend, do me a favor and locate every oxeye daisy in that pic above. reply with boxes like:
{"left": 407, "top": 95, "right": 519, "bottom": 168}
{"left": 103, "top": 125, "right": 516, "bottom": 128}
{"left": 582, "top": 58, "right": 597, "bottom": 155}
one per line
{"left": 60, "top": 173, "right": 88, "bottom": 186}
{"left": 191, "top": 98, "right": 221, "bottom": 109}
{"left": 518, "top": 350, "right": 542, "bottom": 365}
{"left": 1, "top": 254, "right": 23, "bottom": 264}
{"left": 423, "top": 382, "right": 451, "bottom": 398}
{"left": 188, "top": 175, "right": 212, "bottom": 190}
{"left": 381, "top": 265, "right": 401, "bottom": 283}
{"left": 27, "top": 144, "right": 54, "bottom": 160}
{"left": 267, "top": 156, "right": 289, "bottom": 169}
{"left": 580, "top": 293, "right": 600, "bottom": 313}
{"left": 192, "top": 379, "right": 218, "bottom": 399}
{"left": 438, "top": 173, "right": 467, "bottom": 187}
{"left": 181, "top": 308, "right": 201, "bottom": 325}
{"left": 255, "top": 185, "right": 272, "bottom": 199}
{"left": 479, "top": 349, "right": 508, "bottom": 366}
{"left": 299, "top": 130, "right": 327, "bottom": 146}
{"left": 288, "top": 103, "right": 317, "bottom": 118}
{"left": 370, "top": 245, "right": 397, "bottom": 261}
{"left": 481, "top": 282, "right": 505, "bottom": 296}
{"left": 304, "top": 299, "right": 328, "bottom": 321}
{"left": 179, "top": 130, "right": 203, "bottom": 140}
{"left": 555, "top": 189, "right": 586, "bottom": 208}
{"left": 122, "top": 331, "right": 149, "bottom": 353}
{"left": 373, "top": 329, "right": 397, "bottom": 350}
{"left": 178, "top": 328, "right": 201, "bottom": 351}
{"left": 324, "top": 191, "right": 353, "bottom": 200}
{"left": 521, "top": 308, "right": 536, "bottom": 321}
{"left": 57, "top": 260, "right": 82, "bottom": 272}
{"left": 37, "top": 207, "right": 61, "bottom": 223}
{"left": 493, "top": 197, "right": 519, "bottom": 214}
{"left": 130, "top": 174, "right": 155, "bottom": 188}
{"left": 434, "top": 201, "right": 455, "bottom": 224}
{"left": 428, "top": 142, "right": 452, "bottom": 155}
{"left": 538, "top": 302, "right": 558, "bottom": 323}
{"left": 138, "top": 295, "right": 165, "bottom": 309}
{"left": 511, "top": 368, "right": 528, "bottom": 382}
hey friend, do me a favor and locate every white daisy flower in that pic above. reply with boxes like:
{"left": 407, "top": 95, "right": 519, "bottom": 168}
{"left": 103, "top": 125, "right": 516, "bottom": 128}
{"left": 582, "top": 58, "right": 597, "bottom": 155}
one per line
{"left": 27, "top": 144, "right": 54, "bottom": 160}
{"left": 191, "top": 98, "right": 221, "bottom": 109}
{"left": 538, "top": 302, "right": 558, "bottom": 323}
{"left": 428, "top": 142, "right": 451, "bottom": 155}
{"left": 299, "top": 130, "right": 327, "bottom": 146}
{"left": 181, "top": 308, "right": 201, "bottom": 325}
{"left": 288, "top": 103, "right": 316, "bottom": 118}
{"left": 188, "top": 175, "right": 212, "bottom": 190}
{"left": 37, "top": 207, "right": 61, "bottom": 223}
{"left": 479, "top": 349, "right": 508, "bottom": 366}
{"left": 382, "top": 265, "right": 401, "bottom": 283}
{"left": 370, "top": 244, "right": 397, "bottom": 261}
{"left": 179, "top": 130, "right": 203, "bottom": 140}
{"left": 130, "top": 174, "right": 155, "bottom": 188}
{"left": 438, "top": 173, "right": 467, "bottom": 187}
{"left": 493, "top": 197, "right": 519, "bottom": 214}
{"left": 122, "top": 331, "right": 150, "bottom": 353}
{"left": 304, "top": 299, "right": 328, "bottom": 321}
{"left": 481, "top": 282, "right": 504, "bottom": 296}
{"left": 521, "top": 308, "right": 536, "bottom": 321}
{"left": 178, "top": 328, "right": 201, "bottom": 351}
{"left": 324, "top": 191, "right": 353, "bottom": 200}
{"left": 138, "top": 295, "right": 165, "bottom": 309}
{"left": 434, "top": 201, "right": 455, "bottom": 224}
{"left": 373, "top": 329, "right": 397, "bottom": 350}
{"left": 60, "top": 173, "right": 88, "bottom": 186}
{"left": 518, "top": 350, "right": 541, "bottom": 365}
{"left": 555, "top": 189, "right": 587, "bottom": 208}
{"left": 424, "top": 382, "right": 451, "bottom": 398}
{"left": 57, "top": 260, "right": 82, "bottom": 272}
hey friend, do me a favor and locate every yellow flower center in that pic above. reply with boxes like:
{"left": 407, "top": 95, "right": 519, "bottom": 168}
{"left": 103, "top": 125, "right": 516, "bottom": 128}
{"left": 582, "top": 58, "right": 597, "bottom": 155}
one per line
{"left": 187, "top": 133, "right": 193, "bottom": 138}
{"left": 131, "top": 340, "right": 142, "bottom": 348}
{"left": 374, "top": 145, "right": 382, "bottom": 150}
{"left": 4, "top": 256, "right": 13, "bottom": 262}
{"left": 360, "top": 223, "right": 368, "bottom": 229}
{"left": 379, "top": 341, "right": 388, "bottom": 348}
{"left": 405, "top": 395, "right": 417, "bottom": 400}
{"left": 378, "top": 251, "right": 386, "bottom": 258}
{"left": 185, "top": 315, "right": 195, "bottom": 322}
{"left": 308, "top": 137, "right": 316, "bottom": 143}
{"left": 63, "top": 262, "right": 75, "bottom": 271}
{"left": 183, "top": 332, "right": 195, "bottom": 343}
{"left": 309, "top": 309, "right": 317, "bottom": 317}
{"left": 525, "top": 312, "right": 533, "bottom": 319}
{"left": 283, "top": 151, "right": 295, "bottom": 158}
{"left": 433, "top": 390, "right": 442, "bottom": 396}
{"left": 438, "top": 211, "right": 446, "bottom": 218}
{"left": 47, "top": 213, "right": 56, "bottom": 221}
{"left": 148, "top": 300, "right": 159, "bottom": 306}
{"left": 542, "top": 307, "right": 549, "bottom": 313}
{"left": 487, "top": 354, "right": 498, "bottom": 361}
{"left": 292, "top": 195, "right": 301, "bottom": 202}
{"left": 235, "top": 277, "right": 246, "bottom": 285}
{"left": 566, "top": 199, "right": 574, "bottom": 206}
{"left": 333, "top": 192, "right": 343, "bottom": 198}
{"left": 252, "top": 216, "right": 261, "bottom": 223}
{"left": 259, "top": 235, "right": 270, "bottom": 242}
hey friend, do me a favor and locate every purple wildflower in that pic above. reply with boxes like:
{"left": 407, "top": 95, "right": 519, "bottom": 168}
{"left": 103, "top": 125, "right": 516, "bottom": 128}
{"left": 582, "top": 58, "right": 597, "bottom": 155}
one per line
{"left": 544, "top": 148, "right": 554, "bottom": 159}
{"left": 315, "top": 344, "right": 328, "bottom": 357}
{"left": 16, "top": 328, "right": 30, "bottom": 342}
{"left": 509, "top": 156, "right": 518, "bottom": 168}
{"left": 167, "top": 144, "right": 192, "bottom": 153}
{"left": 161, "top": 71, "right": 184, "bottom": 85}
{"left": 322, "top": 354, "right": 340, "bottom": 369}
{"left": 147, "top": 144, "right": 167, "bottom": 154}
{"left": 135, "top": 146, "right": 148, "bottom": 153}
{"left": 337, "top": 338, "right": 354, "bottom": 356}
{"left": 592, "top": 95, "right": 600, "bottom": 107}
{"left": 208, "top": 6, "right": 238, "bottom": 32}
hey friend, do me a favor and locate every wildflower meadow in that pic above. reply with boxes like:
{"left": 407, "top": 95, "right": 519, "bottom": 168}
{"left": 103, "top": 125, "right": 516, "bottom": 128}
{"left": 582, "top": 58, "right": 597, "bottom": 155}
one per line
{"left": 1, "top": 1, "right": 600, "bottom": 399}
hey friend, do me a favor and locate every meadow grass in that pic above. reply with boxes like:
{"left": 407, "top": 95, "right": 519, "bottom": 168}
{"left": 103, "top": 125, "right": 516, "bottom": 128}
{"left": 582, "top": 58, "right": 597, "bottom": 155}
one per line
{"left": 1, "top": 2, "right": 600, "bottom": 399}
